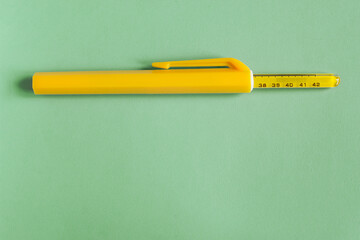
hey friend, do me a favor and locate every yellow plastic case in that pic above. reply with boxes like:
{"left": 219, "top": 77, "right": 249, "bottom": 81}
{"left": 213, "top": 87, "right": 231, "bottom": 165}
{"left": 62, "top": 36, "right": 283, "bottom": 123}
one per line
{"left": 32, "top": 58, "right": 253, "bottom": 94}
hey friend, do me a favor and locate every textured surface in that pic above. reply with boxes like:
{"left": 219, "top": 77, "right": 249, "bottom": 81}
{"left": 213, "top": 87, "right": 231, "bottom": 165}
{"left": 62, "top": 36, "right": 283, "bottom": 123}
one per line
{"left": 1, "top": 0, "right": 360, "bottom": 239}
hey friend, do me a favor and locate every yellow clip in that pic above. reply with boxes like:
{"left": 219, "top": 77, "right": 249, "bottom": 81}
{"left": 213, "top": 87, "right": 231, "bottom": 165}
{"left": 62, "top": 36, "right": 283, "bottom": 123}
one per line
{"left": 152, "top": 58, "right": 250, "bottom": 71}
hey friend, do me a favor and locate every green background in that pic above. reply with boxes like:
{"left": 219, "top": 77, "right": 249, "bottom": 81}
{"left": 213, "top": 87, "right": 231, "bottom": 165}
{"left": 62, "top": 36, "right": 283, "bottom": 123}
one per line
{"left": 1, "top": 0, "right": 360, "bottom": 239}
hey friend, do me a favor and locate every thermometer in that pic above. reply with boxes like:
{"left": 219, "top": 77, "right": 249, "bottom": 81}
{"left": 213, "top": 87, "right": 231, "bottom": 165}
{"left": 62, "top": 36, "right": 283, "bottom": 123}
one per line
{"left": 33, "top": 58, "right": 340, "bottom": 94}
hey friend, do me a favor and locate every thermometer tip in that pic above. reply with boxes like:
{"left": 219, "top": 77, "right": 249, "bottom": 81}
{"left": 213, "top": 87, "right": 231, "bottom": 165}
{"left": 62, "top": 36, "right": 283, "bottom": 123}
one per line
{"left": 335, "top": 76, "right": 341, "bottom": 86}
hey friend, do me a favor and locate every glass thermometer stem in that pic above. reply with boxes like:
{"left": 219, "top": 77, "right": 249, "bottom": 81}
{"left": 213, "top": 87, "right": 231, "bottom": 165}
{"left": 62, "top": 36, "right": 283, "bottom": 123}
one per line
{"left": 253, "top": 74, "right": 340, "bottom": 88}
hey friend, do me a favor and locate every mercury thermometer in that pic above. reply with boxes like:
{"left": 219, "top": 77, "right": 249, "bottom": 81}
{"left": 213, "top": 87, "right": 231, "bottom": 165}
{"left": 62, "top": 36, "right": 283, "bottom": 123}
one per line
{"left": 32, "top": 58, "right": 340, "bottom": 94}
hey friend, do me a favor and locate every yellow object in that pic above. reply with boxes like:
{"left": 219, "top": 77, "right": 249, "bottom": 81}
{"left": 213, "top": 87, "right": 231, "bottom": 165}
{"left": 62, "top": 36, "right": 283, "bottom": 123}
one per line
{"left": 253, "top": 74, "right": 340, "bottom": 88}
{"left": 33, "top": 58, "right": 253, "bottom": 94}
{"left": 32, "top": 58, "right": 340, "bottom": 95}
